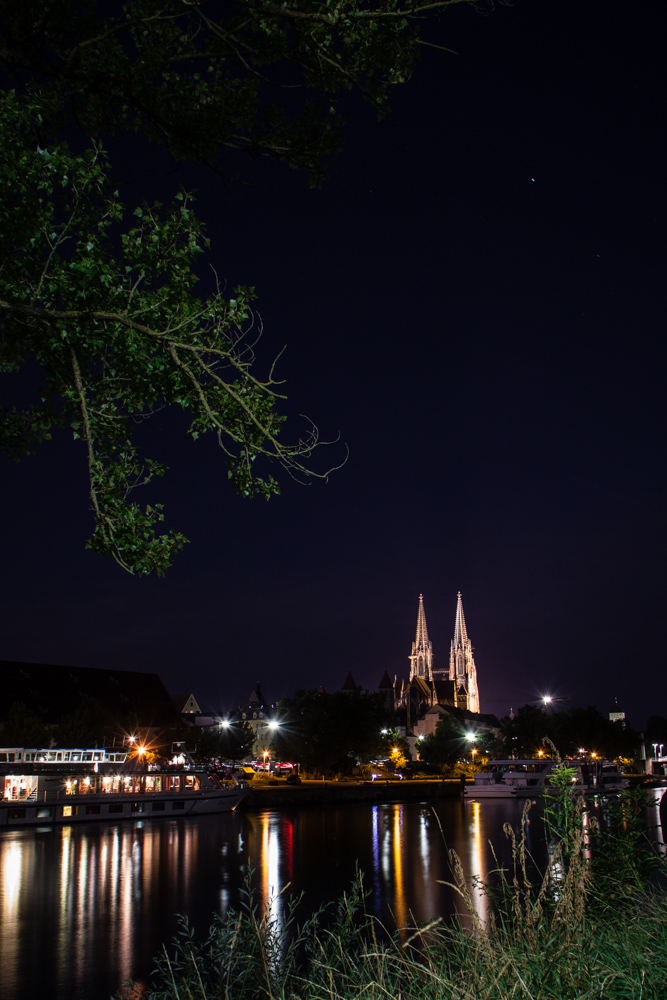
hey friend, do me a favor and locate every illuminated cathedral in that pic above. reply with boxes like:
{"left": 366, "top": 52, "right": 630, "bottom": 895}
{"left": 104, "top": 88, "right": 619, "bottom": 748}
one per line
{"left": 389, "top": 592, "right": 481, "bottom": 729}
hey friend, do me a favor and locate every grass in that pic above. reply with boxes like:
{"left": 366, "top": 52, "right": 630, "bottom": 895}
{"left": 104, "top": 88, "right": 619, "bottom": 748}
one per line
{"left": 117, "top": 775, "right": 667, "bottom": 1000}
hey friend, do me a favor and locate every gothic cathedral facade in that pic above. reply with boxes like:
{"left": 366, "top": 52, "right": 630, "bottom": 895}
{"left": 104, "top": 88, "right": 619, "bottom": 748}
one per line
{"left": 396, "top": 592, "right": 481, "bottom": 721}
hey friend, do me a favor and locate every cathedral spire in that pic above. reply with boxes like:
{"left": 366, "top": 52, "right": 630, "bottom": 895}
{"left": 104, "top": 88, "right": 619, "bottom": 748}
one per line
{"left": 415, "top": 593, "right": 429, "bottom": 646}
{"left": 409, "top": 593, "right": 433, "bottom": 681}
{"left": 449, "top": 592, "right": 480, "bottom": 714}
{"left": 453, "top": 591, "right": 468, "bottom": 649}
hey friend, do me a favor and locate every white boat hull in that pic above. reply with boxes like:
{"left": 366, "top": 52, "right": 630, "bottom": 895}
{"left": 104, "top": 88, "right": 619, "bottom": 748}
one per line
{"left": 0, "top": 787, "right": 247, "bottom": 827}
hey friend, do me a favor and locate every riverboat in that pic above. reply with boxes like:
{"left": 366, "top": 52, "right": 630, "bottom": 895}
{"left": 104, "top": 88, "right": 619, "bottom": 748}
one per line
{"left": 0, "top": 746, "right": 248, "bottom": 827}
{"left": 464, "top": 758, "right": 630, "bottom": 800}
{"left": 572, "top": 760, "right": 629, "bottom": 793}
{"left": 464, "top": 758, "right": 556, "bottom": 798}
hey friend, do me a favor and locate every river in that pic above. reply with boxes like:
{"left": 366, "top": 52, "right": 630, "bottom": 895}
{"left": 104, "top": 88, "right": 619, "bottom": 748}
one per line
{"left": 1, "top": 793, "right": 663, "bottom": 1000}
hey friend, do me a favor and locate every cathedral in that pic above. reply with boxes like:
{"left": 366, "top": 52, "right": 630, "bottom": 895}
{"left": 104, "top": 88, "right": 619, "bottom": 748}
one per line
{"left": 384, "top": 593, "right": 482, "bottom": 732}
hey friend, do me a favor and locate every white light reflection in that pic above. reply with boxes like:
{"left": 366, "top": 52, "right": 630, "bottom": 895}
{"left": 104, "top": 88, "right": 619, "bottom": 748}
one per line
{"left": 2, "top": 841, "right": 22, "bottom": 908}
{"left": 0, "top": 837, "right": 23, "bottom": 994}
{"left": 258, "top": 813, "right": 283, "bottom": 927}
{"left": 381, "top": 806, "right": 391, "bottom": 882}
{"left": 417, "top": 808, "right": 436, "bottom": 915}
{"left": 56, "top": 827, "right": 73, "bottom": 992}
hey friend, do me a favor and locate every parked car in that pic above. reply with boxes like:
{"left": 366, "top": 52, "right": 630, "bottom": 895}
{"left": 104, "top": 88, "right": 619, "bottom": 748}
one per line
{"left": 285, "top": 774, "right": 302, "bottom": 785}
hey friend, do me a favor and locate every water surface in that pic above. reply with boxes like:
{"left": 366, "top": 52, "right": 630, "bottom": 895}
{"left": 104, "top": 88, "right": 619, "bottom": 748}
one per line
{"left": 0, "top": 796, "right": 569, "bottom": 1000}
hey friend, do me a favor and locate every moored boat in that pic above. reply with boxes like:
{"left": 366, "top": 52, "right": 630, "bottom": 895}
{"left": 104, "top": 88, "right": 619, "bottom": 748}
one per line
{"left": 464, "top": 758, "right": 555, "bottom": 799}
{"left": 0, "top": 746, "right": 248, "bottom": 827}
{"left": 464, "top": 757, "right": 631, "bottom": 800}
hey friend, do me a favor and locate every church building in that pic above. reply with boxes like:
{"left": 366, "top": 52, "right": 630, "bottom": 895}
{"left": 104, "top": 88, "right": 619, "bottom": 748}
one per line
{"left": 390, "top": 593, "right": 482, "bottom": 731}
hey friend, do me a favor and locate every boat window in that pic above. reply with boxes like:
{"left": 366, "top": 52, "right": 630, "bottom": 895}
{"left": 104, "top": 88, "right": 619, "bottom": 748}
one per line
{"left": 172, "top": 801, "right": 185, "bottom": 810}
{"left": 109, "top": 804, "right": 123, "bottom": 814}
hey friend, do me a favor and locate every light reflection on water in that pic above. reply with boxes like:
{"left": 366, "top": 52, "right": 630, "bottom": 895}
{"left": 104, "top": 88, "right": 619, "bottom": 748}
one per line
{"left": 2, "top": 794, "right": 660, "bottom": 1000}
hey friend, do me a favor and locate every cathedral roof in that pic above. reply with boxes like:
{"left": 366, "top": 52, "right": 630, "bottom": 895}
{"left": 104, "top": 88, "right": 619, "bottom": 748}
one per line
{"left": 410, "top": 676, "right": 433, "bottom": 698}
{"left": 433, "top": 679, "right": 457, "bottom": 703}
{"left": 378, "top": 670, "right": 393, "bottom": 689}
{"left": 341, "top": 671, "right": 359, "bottom": 691}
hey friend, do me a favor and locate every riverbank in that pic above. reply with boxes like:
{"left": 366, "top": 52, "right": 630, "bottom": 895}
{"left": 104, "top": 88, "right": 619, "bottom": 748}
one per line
{"left": 121, "top": 781, "right": 667, "bottom": 1000}
{"left": 240, "top": 777, "right": 464, "bottom": 808}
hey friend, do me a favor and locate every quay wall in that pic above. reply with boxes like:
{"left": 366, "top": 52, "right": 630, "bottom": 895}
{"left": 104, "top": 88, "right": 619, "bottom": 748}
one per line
{"left": 240, "top": 779, "right": 465, "bottom": 809}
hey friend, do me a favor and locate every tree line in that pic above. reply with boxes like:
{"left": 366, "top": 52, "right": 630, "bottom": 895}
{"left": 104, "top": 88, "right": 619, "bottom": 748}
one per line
{"left": 2, "top": 692, "right": 657, "bottom": 776}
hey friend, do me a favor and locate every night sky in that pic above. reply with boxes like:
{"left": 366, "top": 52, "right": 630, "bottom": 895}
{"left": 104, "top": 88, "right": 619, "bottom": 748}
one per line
{"left": 1, "top": 0, "right": 665, "bottom": 731}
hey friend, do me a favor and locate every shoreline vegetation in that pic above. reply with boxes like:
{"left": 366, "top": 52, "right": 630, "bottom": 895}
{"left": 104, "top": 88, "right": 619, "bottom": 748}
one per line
{"left": 118, "top": 761, "right": 667, "bottom": 1000}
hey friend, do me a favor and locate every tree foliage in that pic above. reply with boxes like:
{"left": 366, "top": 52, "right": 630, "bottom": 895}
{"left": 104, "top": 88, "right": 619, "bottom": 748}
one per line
{"left": 0, "top": 90, "right": 340, "bottom": 575}
{"left": 1, "top": 701, "right": 49, "bottom": 746}
{"left": 52, "top": 696, "right": 111, "bottom": 747}
{"left": 271, "top": 688, "right": 391, "bottom": 776}
{"left": 188, "top": 720, "right": 256, "bottom": 763}
{"left": 500, "top": 704, "right": 640, "bottom": 761}
{"left": 0, "top": 0, "right": 478, "bottom": 574}
{"left": 417, "top": 715, "right": 468, "bottom": 769}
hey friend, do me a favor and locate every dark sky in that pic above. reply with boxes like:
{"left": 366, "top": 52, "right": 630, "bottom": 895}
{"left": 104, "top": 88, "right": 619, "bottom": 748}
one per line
{"left": 1, "top": 0, "right": 665, "bottom": 731}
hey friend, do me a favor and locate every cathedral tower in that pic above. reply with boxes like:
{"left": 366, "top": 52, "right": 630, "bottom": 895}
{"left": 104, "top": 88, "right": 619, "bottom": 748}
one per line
{"left": 409, "top": 594, "right": 433, "bottom": 681}
{"left": 448, "top": 592, "right": 480, "bottom": 713}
